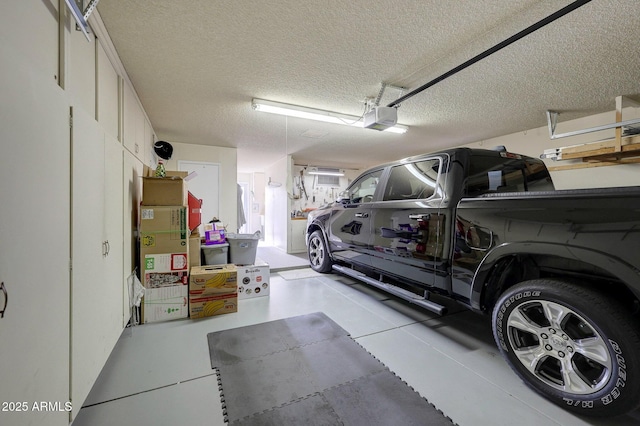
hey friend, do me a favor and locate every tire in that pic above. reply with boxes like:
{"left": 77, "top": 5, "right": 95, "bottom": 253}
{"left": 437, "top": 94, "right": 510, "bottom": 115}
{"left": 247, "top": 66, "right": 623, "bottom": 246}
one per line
{"left": 492, "top": 279, "right": 640, "bottom": 417}
{"left": 307, "top": 230, "right": 332, "bottom": 273}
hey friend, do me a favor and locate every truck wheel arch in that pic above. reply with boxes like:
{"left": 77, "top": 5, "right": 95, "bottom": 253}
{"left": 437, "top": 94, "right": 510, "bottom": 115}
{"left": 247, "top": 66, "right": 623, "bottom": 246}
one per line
{"left": 471, "top": 242, "right": 640, "bottom": 312}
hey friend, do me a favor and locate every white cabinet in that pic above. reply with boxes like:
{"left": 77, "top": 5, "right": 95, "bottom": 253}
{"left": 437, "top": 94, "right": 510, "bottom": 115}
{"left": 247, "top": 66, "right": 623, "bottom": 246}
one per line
{"left": 123, "top": 82, "right": 145, "bottom": 162}
{"left": 144, "top": 117, "right": 157, "bottom": 169}
{"left": 288, "top": 219, "right": 308, "bottom": 253}
{"left": 123, "top": 149, "right": 144, "bottom": 325}
{"left": 0, "top": 43, "right": 71, "bottom": 426}
{"left": 97, "top": 41, "right": 119, "bottom": 140}
{"left": 123, "top": 82, "right": 157, "bottom": 169}
{"left": 71, "top": 107, "right": 125, "bottom": 420}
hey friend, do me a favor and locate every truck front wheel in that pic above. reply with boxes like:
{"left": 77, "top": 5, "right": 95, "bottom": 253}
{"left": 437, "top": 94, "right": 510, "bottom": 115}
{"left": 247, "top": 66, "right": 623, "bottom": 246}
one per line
{"left": 492, "top": 279, "right": 640, "bottom": 417}
{"left": 307, "top": 230, "right": 332, "bottom": 273}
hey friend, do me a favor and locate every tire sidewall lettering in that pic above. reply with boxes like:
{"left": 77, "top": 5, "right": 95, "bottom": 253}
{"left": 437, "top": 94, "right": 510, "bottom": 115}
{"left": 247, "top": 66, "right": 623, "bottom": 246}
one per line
{"left": 494, "top": 286, "right": 630, "bottom": 413}
{"left": 496, "top": 290, "right": 540, "bottom": 351}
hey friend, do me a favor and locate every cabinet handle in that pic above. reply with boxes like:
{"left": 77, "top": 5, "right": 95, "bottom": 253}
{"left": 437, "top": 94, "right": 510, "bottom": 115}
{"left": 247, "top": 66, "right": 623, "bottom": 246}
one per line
{"left": 0, "top": 282, "right": 7, "bottom": 318}
{"left": 102, "top": 240, "right": 111, "bottom": 257}
{"left": 354, "top": 212, "right": 369, "bottom": 218}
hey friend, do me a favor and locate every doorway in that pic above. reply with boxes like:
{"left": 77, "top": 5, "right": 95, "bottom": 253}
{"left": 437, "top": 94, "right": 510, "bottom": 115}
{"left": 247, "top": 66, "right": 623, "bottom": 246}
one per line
{"left": 178, "top": 161, "right": 220, "bottom": 234}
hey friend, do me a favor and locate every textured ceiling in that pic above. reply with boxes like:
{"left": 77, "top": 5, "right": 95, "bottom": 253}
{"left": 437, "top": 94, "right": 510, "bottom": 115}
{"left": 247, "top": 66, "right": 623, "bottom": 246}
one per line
{"left": 97, "top": 0, "right": 640, "bottom": 172}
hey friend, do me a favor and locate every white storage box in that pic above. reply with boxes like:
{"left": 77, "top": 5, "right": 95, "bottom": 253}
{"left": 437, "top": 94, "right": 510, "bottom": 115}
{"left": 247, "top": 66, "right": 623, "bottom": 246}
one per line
{"left": 201, "top": 243, "right": 229, "bottom": 265}
{"left": 237, "top": 259, "right": 270, "bottom": 299}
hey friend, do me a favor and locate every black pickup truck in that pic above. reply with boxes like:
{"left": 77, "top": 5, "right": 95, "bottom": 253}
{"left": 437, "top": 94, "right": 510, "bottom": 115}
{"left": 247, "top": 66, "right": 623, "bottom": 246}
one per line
{"left": 305, "top": 147, "right": 640, "bottom": 417}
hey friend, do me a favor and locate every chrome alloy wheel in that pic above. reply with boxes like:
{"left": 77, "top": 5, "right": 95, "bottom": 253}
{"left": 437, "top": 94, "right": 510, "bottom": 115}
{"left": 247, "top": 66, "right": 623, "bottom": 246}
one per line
{"left": 308, "top": 234, "right": 325, "bottom": 268}
{"left": 506, "top": 300, "right": 613, "bottom": 395}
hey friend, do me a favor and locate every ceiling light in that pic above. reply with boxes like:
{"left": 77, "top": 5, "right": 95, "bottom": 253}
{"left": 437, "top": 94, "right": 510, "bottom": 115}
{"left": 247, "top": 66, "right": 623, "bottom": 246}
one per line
{"left": 252, "top": 99, "right": 408, "bottom": 134}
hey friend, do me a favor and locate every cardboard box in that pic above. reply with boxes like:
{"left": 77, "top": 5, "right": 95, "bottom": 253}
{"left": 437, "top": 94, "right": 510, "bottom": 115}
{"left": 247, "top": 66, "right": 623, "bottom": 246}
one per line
{"left": 237, "top": 259, "right": 270, "bottom": 299}
{"left": 141, "top": 252, "right": 189, "bottom": 288}
{"left": 189, "top": 292, "right": 237, "bottom": 319}
{"left": 189, "top": 235, "right": 202, "bottom": 268}
{"left": 140, "top": 206, "right": 188, "bottom": 254}
{"left": 203, "top": 222, "right": 226, "bottom": 244}
{"left": 142, "top": 172, "right": 188, "bottom": 206}
{"left": 143, "top": 252, "right": 188, "bottom": 273}
{"left": 142, "top": 284, "right": 188, "bottom": 323}
{"left": 189, "top": 264, "right": 237, "bottom": 296}
{"left": 143, "top": 271, "right": 188, "bottom": 289}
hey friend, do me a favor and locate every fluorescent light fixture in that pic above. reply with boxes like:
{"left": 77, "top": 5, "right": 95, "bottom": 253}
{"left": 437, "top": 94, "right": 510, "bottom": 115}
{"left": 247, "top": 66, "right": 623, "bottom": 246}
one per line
{"left": 252, "top": 99, "right": 408, "bottom": 134}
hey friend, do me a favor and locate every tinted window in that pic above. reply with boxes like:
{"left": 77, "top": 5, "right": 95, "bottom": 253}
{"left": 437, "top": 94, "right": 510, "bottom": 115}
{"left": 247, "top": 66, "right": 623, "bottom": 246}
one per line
{"left": 347, "top": 170, "right": 383, "bottom": 203}
{"left": 383, "top": 159, "right": 441, "bottom": 201}
{"left": 465, "top": 154, "right": 554, "bottom": 197}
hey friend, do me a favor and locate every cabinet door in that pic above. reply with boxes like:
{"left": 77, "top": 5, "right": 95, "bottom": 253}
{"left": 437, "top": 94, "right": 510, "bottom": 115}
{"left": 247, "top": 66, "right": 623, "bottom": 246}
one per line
{"left": 123, "top": 150, "right": 144, "bottom": 325}
{"left": 71, "top": 110, "right": 125, "bottom": 419}
{"left": 71, "top": 106, "right": 106, "bottom": 419}
{"left": 0, "top": 43, "right": 70, "bottom": 426}
{"left": 104, "top": 134, "right": 124, "bottom": 330}
{"left": 122, "top": 83, "right": 145, "bottom": 162}
{"left": 289, "top": 220, "right": 308, "bottom": 253}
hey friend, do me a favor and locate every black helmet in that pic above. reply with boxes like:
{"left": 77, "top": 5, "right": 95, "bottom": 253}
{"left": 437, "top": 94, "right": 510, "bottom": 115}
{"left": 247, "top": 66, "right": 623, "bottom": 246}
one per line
{"left": 154, "top": 141, "right": 173, "bottom": 160}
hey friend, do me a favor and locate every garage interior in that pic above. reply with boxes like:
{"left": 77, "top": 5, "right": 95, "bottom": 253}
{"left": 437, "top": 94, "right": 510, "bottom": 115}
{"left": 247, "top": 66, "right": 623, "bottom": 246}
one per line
{"left": 2, "top": 1, "right": 640, "bottom": 425}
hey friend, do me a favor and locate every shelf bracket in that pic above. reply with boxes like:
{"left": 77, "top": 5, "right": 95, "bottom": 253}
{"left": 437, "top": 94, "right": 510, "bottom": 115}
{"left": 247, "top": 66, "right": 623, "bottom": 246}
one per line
{"left": 546, "top": 96, "right": 640, "bottom": 140}
{"left": 64, "top": 0, "right": 101, "bottom": 41}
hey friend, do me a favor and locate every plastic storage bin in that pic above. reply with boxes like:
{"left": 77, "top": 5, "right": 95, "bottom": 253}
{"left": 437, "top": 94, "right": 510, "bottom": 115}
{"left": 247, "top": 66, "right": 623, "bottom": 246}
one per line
{"left": 201, "top": 243, "right": 229, "bottom": 265}
{"left": 226, "top": 231, "right": 260, "bottom": 265}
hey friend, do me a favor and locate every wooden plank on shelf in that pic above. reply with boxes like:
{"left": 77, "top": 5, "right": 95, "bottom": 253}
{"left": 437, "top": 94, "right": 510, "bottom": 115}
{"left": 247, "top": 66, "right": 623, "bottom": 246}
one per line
{"left": 560, "top": 135, "right": 640, "bottom": 156}
{"left": 560, "top": 140, "right": 640, "bottom": 160}
{"left": 547, "top": 156, "right": 640, "bottom": 171}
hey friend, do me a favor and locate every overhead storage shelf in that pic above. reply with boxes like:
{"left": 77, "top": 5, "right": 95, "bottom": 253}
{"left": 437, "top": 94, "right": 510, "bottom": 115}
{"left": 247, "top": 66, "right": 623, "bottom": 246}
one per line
{"left": 542, "top": 95, "right": 640, "bottom": 171}
{"left": 543, "top": 135, "right": 640, "bottom": 171}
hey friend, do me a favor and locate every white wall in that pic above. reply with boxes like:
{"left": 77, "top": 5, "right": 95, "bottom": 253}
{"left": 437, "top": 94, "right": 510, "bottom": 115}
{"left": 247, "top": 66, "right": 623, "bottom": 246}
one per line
{"left": 252, "top": 172, "right": 266, "bottom": 236}
{"left": 165, "top": 143, "right": 238, "bottom": 232}
{"left": 464, "top": 107, "right": 640, "bottom": 189}
{"left": 264, "top": 156, "right": 290, "bottom": 248}
{"left": 237, "top": 171, "right": 265, "bottom": 236}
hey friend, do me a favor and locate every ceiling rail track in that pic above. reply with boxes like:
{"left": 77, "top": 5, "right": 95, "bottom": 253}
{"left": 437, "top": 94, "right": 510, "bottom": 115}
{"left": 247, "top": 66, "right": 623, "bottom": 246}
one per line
{"left": 387, "top": 0, "right": 593, "bottom": 108}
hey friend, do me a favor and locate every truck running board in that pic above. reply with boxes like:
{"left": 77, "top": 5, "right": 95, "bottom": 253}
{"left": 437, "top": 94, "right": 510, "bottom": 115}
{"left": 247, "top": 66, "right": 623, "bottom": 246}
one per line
{"left": 331, "top": 265, "right": 448, "bottom": 316}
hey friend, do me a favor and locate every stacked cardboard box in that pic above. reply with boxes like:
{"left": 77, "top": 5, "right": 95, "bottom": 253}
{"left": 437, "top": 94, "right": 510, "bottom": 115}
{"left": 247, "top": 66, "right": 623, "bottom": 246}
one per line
{"left": 140, "top": 170, "right": 191, "bottom": 324}
{"left": 189, "top": 265, "right": 238, "bottom": 319}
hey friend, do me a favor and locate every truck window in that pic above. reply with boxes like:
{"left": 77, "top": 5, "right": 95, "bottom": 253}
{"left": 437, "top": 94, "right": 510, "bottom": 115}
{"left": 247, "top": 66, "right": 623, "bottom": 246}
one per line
{"left": 464, "top": 155, "right": 554, "bottom": 197}
{"left": 347, "top": 170, "right": 383, "bottom": 203}
{"left": 383, "top": 159, "right": 441, "bottom": 201}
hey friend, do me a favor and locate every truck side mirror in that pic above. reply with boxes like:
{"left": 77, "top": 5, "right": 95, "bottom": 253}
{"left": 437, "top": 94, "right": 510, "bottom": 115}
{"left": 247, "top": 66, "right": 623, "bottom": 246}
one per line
{"left": 336, "top": 190, "right": 350, "bottom": 204}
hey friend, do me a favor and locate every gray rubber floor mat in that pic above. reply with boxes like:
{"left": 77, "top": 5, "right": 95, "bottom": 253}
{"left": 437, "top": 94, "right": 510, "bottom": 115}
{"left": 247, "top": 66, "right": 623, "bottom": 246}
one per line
{"left": 207, "top": 312, "right": 455, "bottom": 425}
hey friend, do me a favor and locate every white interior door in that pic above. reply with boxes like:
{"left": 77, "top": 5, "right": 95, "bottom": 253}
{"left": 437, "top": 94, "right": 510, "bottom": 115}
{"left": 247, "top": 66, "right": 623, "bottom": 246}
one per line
{"left": 178, "top": 161, "right": 220, "bottom": 232}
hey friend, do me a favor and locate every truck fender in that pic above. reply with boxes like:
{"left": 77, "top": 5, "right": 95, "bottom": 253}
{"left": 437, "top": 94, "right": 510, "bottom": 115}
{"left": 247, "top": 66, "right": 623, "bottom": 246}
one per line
{"left": 470, "top": 241, "right": 640, "bottom": 310}
{"left": 306, "top": 220, "right": 334, "bottom": 260}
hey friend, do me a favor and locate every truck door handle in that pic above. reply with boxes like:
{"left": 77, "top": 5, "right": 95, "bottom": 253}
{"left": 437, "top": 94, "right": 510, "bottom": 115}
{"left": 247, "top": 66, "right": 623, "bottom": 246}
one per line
{"left": 354, "top": 212, "right": 369, "bottom": 218}
{"left": 409, "top": 213, "right": 431, "bottom": 220}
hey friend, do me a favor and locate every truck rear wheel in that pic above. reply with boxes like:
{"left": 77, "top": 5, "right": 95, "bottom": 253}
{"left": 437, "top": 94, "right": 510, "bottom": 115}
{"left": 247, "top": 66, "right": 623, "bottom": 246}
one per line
{"left": 492, "top": 279, "right": 640, "bottom": 417}
{"left": 307, "top": 230, "right": 332, "bottom": 273}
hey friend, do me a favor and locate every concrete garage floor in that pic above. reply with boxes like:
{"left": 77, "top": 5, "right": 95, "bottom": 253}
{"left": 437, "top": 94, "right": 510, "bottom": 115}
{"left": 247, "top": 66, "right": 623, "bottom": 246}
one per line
{"left": 72, "top": 247, "right": 640, "bottom": 426}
